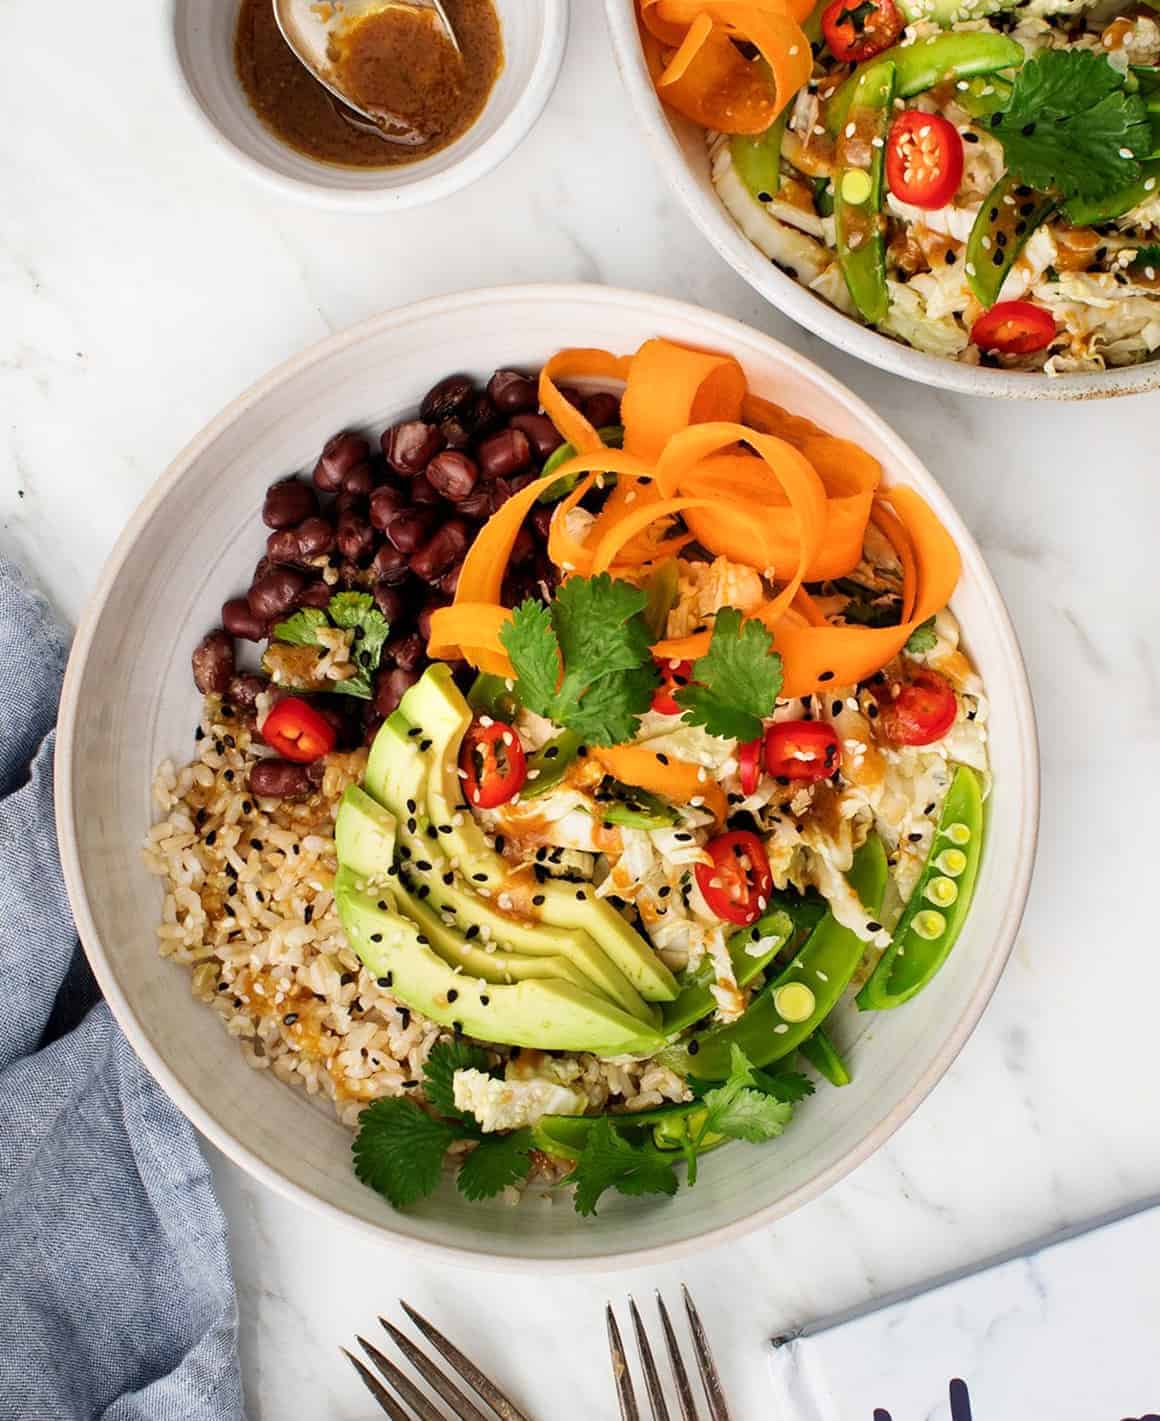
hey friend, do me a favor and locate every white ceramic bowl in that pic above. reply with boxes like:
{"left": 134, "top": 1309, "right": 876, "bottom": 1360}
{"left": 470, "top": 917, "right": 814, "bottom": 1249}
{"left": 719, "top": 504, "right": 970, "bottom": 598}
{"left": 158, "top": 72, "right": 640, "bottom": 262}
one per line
{"left": 169, "top": 0, "right": 568, "bottom": 210}
{"left": 57, "top": 285, "right": 1038, "bottom": 1268}
{"left": 603, "top": 0, "right": 1160, "bottom": 402}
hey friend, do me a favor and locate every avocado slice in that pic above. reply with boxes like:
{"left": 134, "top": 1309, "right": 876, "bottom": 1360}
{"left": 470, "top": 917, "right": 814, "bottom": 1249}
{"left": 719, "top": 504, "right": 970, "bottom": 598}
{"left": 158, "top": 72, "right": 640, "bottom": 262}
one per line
{"left": 363, "top": 711, "right": 658, "bottom": 1024}
{"left": 334, "top": 785, "right": 397, "bottom": 883}
{"left": 335, "top": 883, "right": 667, "bottom": 1056}
{"left": 397, "top": 667, "right": 679, "bottom": 1004}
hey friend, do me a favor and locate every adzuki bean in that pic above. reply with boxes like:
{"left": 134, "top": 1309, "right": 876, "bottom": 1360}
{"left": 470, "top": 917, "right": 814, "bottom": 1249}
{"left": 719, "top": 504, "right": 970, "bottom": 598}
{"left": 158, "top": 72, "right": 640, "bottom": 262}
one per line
{"left": 370, "top": 543, "right": 410, "bottom": 584}
{"left": 249, "top": 758, "right": 313, "bottom": 800}
{"left": 313, "top": 432, "right": 369, "bottom": 492}
{"left": 372, "top": 582, "right": 406, "bottom": 623}
{"left": 387, "top": 631, "right": 425, "bottom": 671}
{"left": 374, "top": 666, "right": 422, "bottom": 716}
{"left": 369, "top": 484, "right": 405, "bottom": 531}
{"left": 487, "top": 369, "right": 538, "bottom": 414}
{"left": 222, "top": 597, "right": 268, "bottom": 642}
{"left": 425, "top": 449, "right": 478, "bottom": 502}
{"left": 227, "top": 672, "right": 269, "bottom": 710}
{"left": 383, "top": 420, "right": 444, "bottom": 476}
{"left": 266, "top": 528, "right": 302, "bottom": 564}
{"left": 417, "top": 596, "right": 449, "bottom": 642}
{"left": 420, "top": 373, "right": 475, "bottom": 422}
{"left": 583, "top": 391, "right": 621, "bottom": 429}
{"left": 509, "top": 412, "right": 564, "bottom": 461}
{"left": 342, "top": 462, "right": 375, "bottom": 498}
{"left": 409, "top": 472, "right": 441, "bottom": 506}
{"left": 335, "top": 513, "right": 375, "bottom": 563}
{"left": 296, "top": 581, "right": 334, "bottom": 611}
{"left": 248, "top": 568, "right": 306, "bottom": 621}
{"left": 262, "top": 478, "right": 316, "bottom": 529}
{"left": 386, "top": 509, "right": 435, "bottom": 554}
{"left": 477, "top": 427, "right": 532, "bottom": 481}
{"left": 192, "top": 629, "right": 235, "bottom": 695}
{"left": 510, "top": 526, "right": 536, "bottom": 566}
{"left": 410, "top": 519, "right": 470, "bottom": 583}
{"left": 295, "top": 516, "right": 336, "bottom": 559}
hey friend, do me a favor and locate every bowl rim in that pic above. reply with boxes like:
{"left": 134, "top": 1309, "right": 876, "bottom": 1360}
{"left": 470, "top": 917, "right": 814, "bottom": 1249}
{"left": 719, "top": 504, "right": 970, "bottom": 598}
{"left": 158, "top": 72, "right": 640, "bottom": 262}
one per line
{"left": 165, "top": 0, "right": 570, "bottom": 212}
{"left": 601, "top": 0, "right": 1160, "bottom": 403}
{"left": 56, "top": 282, "right": 1040, "bottom": 1270}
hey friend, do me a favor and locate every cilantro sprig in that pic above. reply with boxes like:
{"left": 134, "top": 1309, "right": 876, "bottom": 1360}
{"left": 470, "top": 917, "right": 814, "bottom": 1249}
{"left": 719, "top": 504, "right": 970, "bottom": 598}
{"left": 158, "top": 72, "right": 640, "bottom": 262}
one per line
{"left": 271, "top": 591, "right": 389, "bottom": 700}
{"left": 991, "top": 51, "right": 1151, "bottom": 203}
{"left": 352, "top": 1041, "right": 533, "bottom": 1209}
{"left": 499, "top": 574, "right": 660, "bottom": 746}
{"left": 674, "top": 607, "right": 783, "bottom": 741}
{"left": 904, "top": 616, "right": 937, "bottom": 655}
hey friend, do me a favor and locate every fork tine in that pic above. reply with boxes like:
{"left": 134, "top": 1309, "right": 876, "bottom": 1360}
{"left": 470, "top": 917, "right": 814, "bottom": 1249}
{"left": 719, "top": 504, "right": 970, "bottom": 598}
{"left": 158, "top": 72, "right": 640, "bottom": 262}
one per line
{"left": 607, "top": 1303, "right": 642, "bottom": 1421}
{"left": 359, "top": 1334, "right": 446, "bottom": 1421}
{"left": 655, "top": 1294, "right": 699, "bottom": 1421}
{"left": 382, "top": 1317, "right": 492, "bottom": 1421}
{"left": 399, "top": 1301, "right": 533, "bottom": 1421}
{"left": 682, "top": 1287, "right": 732, "bottom": 1421}
{"left": 342, "top": 1346, "right": 413, "bottom": 1421}
{"left": 629, "top": 1297, "right": 672, "bottom": 1421}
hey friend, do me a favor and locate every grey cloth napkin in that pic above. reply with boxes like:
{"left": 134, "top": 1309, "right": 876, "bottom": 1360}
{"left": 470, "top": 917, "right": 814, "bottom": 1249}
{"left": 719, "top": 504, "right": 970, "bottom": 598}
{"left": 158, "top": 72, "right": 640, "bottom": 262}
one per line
{"left": 0, "top": 559, "right": 244, "bottom": 1421}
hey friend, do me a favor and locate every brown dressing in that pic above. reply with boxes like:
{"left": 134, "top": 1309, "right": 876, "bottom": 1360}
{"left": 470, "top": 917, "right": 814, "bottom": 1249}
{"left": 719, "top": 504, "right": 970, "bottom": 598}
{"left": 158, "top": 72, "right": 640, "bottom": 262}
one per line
{"left": 234, "top": 0, "right": 503, "bottom": 169}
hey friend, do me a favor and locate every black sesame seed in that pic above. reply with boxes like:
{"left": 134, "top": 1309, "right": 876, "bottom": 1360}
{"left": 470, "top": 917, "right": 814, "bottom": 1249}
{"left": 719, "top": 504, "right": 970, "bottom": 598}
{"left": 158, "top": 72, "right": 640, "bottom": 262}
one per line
{"left": 438, "top": 824, "right": 453, "bottom": 835}
{"left": 867, "top": 704, "right": 879, "bottom": 719}
{"left": 925, "top": 802, "right": 936, "bottom": 815}
{"left": 400, "top": 845, "right": 411, "bottom": 859}
{"left": 417, "top": 885, "right": 430, "bottom": 899}
{"left": 416, "top": 935, "right": 429, "bottom": 946}
{"left": 407, "top": 726, "right": 422, "bottom": 737}
{"left": 406, "top": 799, "right": 416, "bottom": 813}
{"left": 443, "top": 871, "right": 454, "bottom": 885}
{"left": 989, "top": 206, "right": 999, "bottom": 223}
{"left": 291, "top": 843, "right": 299, "bottom": 855}
{"left": 658, "top": 885, "right": 672, "bottom": 898}
{"left": 472, "top": 872, "right": 488, "bottom": 883}
{"left": 227, "top": 882, "right": 238, "bottom": 897}
{"left": 480, "top": 995, "right": 490, "bottom": 1006}
{"left": 831, "top": 701, "right": 842, "bottom": 717}
{"left": 992, "top": 251, "right": 1004, "bottom": 266}
{"left": 205, "top": 830, "right": 218, "bottom": 847}
{"left": 223, "top": 770, "right": 234, "bottom": 782}
{"left": 576, "top": 890, "right": 586, "bottom": 901}
{"left": 340, "top": 972, "right": 356, "bottom": 985}
{"left": 369, "top": 934, "right": 382, "bottom": 944}
{"left": 378, "top": 899, "right": 388, "bottom": 910}
{"left": 544, "top": 746, "right": 559, "bottom": 760}
{"left": 194, "top": 726, "right": 205, "bottom": 741}
{"left": 577, "top": 745, "right": 588, "bottom": 757}
{"left": 963, "top": 131, "right": 979, "bottom": 143}
{"left": 241, "top": 799, "right": 252, "bottom": 814}
{"left": 495, "top": 836, "right": 506, "bottom": 854}
{"left": 403, "top": 1079, "right": 418, "bottom": 1089}
{"left": 419, "top": 739, "right": 432, "bottom": 752}
{"left": 818, "top": 670, "right": 835, "bottom": 683}
{"left": 416, "top": 860, "right": 432, "bottom": 872}
{"left": 908, "top": 831, "right": 923, "bottom": 842}
{"left": 656, "top": 752, "right": 670, "bottom": 766}
{"left": 866, "top": 920, "right": 882, "bottom": 933}
{"left": 304, "top": 904, "right": 314, "bottom": 924}
{"left": 532, "top": 894, "right": 545, "bottom": 906}
{"left": 399, "top": 1009, "right": 411, "bottom": 1027}
{"left": 466, "top": 925, "right": 480, "bottom": 940}
{"left": 688, "top": 1040, "right": 701, "bottom": 1056}
{"left": 1020, "top": 121, "right": 1035, "bottom": 137}
{"left": 995, "top": 232, "right": 1008, "bottom": 249}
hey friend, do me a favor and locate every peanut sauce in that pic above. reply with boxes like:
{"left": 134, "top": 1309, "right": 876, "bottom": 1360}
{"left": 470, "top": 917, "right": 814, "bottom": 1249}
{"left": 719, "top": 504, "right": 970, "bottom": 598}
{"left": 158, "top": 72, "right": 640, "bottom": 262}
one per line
{"left": 235, "top": 0, "right": 503, "bottom": 169}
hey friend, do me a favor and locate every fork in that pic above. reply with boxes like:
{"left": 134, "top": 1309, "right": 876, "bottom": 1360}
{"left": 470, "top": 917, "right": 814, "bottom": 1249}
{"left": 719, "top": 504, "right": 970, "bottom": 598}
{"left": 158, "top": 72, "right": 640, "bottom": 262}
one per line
{"left": 606, "top": 1287, "right": 732, "bottom": 1421}
{"left": 343, "top": 1301, "right": 533, "bottom": 1420}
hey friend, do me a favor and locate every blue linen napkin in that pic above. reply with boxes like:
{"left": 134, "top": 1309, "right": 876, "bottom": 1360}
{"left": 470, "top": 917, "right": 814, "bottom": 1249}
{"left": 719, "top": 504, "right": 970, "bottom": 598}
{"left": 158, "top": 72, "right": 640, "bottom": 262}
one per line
{"left": 0, "top": 559, "right": 244, "bottom": 1421}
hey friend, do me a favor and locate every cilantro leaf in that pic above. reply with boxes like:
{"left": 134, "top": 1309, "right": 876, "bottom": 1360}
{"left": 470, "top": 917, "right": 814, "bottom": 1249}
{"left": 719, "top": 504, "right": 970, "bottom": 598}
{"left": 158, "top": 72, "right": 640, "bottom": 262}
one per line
{"left": 905, "top": 616, "right": 938, "bottom": 655}
{"left": 272, "top": 607, "right": 328, "bottom": 647}
{"left": 457, "top": 1130, "right": 535, "bottom": 1201}
{"left": 1131, "top": 243, "right": 1160, "bottom": 268}
{"left": 691, "top": 1046, "right": 794, "bottom": 1178}
{"left": 500, "top": 575, "right": 660, "bottom": 747}
{"left": 422, "top": 1040, "right": 492, "bottom": 1121}
{"left": 674, "top": 607, "right": 784, "bottom": 741}
{"left": 569, "top": 1118, "right": 679, "bottom": 1216}
{"left": 750, "top": 1067, "right": 815, "bottom": 1104}
{"left": 352, "top": 1098, "right": 455, "bottom": 1209}
{"left": 329, "top": 592, "right": 390, "bottom": 693}
{"left": 992, "top": 51, "right": 1151, "bottom": 201}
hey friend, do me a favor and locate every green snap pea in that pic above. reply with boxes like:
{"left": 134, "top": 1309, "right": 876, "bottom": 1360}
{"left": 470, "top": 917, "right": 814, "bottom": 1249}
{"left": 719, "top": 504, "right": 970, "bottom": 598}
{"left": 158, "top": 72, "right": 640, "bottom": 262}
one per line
{"left": 530, "top": 1100, "right": 704, "bottom": 1161}
{"left": 1063, "top": 160, "right": 1160, "bottom": 226}
{"left": 671, "top": 836, "right": 888, "bottom": 1081}
{"left": 827, "top": 33, "right": 1024, "bottom": 137}
{"left": 965, "top": 174, "right": 1055, "bottom": 309}
{"left": 857, "top": 765, "right": 984, "bottom": 1010}
{"left": 835, "top": 60, "right": 895, "bottom": 325}
{"left": 730, "top": 112, "right": 788, "bottom": 203}
{"left": 799, "top": 1026, "right": 851, "bottom": 1087}
{"left": 599, "top": 783, "right": 680, "bottom": 831}
{"left": 535, "top": 426, "right": 624, "bottom": 503}
{"left": 642, "top": 559, "right": 680, "bottom": 641}
{"left": 953, "top": 73, "right": 1012, "bottom": 120}
{"left": 661, "top": 907, "right": 796, "bottom": 1036}
{"left": 521, "top": 730, "right": 583, "bottom": 800}
{"left": 467, "top": 672, "right": 518, "bottom": 721}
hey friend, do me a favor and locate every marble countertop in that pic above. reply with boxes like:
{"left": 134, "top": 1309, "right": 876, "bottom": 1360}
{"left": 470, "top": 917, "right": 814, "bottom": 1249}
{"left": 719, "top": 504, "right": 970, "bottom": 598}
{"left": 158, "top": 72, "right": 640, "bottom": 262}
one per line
{"left": 4, "top": 4, "right": 1160, "bottom": 1417}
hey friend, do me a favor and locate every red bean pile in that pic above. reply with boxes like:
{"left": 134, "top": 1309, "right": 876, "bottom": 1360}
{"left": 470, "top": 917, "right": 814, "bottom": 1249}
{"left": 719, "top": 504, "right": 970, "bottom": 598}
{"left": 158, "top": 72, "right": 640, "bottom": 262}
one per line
{"left": 189, "top": 368, "right": 622, "bottom": 784}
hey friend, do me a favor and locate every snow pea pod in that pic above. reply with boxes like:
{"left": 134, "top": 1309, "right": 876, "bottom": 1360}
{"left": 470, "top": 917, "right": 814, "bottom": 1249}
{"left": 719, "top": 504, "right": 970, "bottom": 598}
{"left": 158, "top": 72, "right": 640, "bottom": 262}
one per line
{"left": 661, "top": 906, "right": 797, "bottom": 1036}
{"left": 530, "top": 1100, "right": 704, "bottom": 1161}
{"left": 835, "top": 60, "right": 895, "bottom": 325}
{"left": 954, "top": 73, "right": 1012, "bottom": 120}
{"left": 535, "top": 426, "right": 624, "bottom": 503}
{"left": 672, "top": 836, "right": 889, "bottom": 1081}
{"left": 826, "top": 33, "right": 1024, "bottom": 137}
{"left": 521, "top": 729, "right": 583, "bottom": 800}
{"left": 1063, "top": 160, "right": 1160, "bottom": 225}
{"left": 642, "top": 559, "right": 680, "bottom": 641}
{"left": 965, "top": 174, "right": 1055, "bottom": 308}
{"left": 857, "top": 765, "right": 983, "bottom": 1009}
{"left": 730, "top": 112, "right": 788, "bottom": 203}
{"left": 799, "top": 1025, "right": 851, "bottom": 1086}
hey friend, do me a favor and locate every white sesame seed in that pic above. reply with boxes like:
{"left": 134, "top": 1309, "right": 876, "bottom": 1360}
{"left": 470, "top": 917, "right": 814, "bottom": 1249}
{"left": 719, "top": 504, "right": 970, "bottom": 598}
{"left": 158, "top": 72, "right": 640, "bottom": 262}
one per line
{"left": 845, "top": 122, "right": 855, "bottom": 138}
{"left": 1119, "top": 147, "right": 1134, "bottom": 159}
{"left": 965, "top": 261, "right": 976, "bottom": 275}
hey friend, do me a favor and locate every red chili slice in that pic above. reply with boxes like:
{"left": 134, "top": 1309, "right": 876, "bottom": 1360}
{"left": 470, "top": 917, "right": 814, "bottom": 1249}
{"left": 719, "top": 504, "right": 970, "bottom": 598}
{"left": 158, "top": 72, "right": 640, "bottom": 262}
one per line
{"left": 763, "top": 720, "right": 841, "bottom": 784}
{"left": 885, "top": 112, "right": 964, "bottom": 210}
{"left": 821, "top": 0, "right": 903, "bottom": 63}
{"left": 651, "top": 657, "right": 694, "bottom": 716}
{"left": 261, "top": 696, "right": 337, "bottom": 764}
{"left": 970, "top": 301, "right": 1057, "bottom": 355}
{"left": 874, "top": 668, "right": 958, "bottom": 746}
{"left": 695, "top": 830, "right": 773, "bottom": 927}
{"left": 460, "top": 719, "right": 527, "bottom": 809}
{"left": 738, "top": 738, "right": 763, "bottom": 797}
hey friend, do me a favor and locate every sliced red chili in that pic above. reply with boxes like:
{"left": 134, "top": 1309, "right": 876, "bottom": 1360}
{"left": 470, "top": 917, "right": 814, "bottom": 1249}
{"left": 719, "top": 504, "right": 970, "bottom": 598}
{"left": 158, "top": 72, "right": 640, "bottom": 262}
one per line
{"left": 651, "top": 657, "right": 694, "bottom": 716}
{"left": 874, "top": 668, "right": 957, "bottom": 746}
{"left": 763, "top": 720, "right": 841, "bottom": 784}
{"left": 460, "top": 719, "right": 527, "bottom": 809}
{"left": 885, "top": 112, "right": 964, "bottom": 210}
{"left": 970, "top": 300, "right": 1057, "bottom": 355}
{"left": 695, "top": 831, "right": 773, "bottom": 927}
{"left": 821, "top": 0, "right": 903, "bottom": 63}
{"left": 261, "top": 696, "right": 337, "bottom": 764}
{"left": 738, "top": 738, "right": 763, "bottom": 797}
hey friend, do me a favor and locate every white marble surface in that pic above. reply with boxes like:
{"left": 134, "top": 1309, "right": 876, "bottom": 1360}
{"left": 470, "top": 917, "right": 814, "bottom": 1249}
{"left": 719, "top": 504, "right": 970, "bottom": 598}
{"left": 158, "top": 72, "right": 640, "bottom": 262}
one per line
{"left": 4, "top": 4, "right": 1160, "bottom": 1417}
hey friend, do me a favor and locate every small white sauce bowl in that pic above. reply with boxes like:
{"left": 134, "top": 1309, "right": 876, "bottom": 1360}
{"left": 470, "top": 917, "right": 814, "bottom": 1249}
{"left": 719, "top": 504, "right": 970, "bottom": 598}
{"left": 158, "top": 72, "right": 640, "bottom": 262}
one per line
{"left": 168, "top": 0, "right": 569, "bottom": 210}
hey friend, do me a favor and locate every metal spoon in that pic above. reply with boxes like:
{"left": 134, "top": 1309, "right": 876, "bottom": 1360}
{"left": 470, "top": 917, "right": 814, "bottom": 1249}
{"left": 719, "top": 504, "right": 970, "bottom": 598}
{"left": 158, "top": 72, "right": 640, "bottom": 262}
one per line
{"left": 272, "top": 0, "right": 460, "bottom": 146}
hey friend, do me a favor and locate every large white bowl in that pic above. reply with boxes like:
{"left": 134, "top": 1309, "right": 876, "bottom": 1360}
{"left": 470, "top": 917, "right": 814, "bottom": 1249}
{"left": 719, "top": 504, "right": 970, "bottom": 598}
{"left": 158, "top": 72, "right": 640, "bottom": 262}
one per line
{"left": 56, "top": 285, "right": 1038, "bottom": 1269}
{"left": 603, "top": 0, "right": 1160, "bottom": 402}
{"left": 169, "top": 0, "right": 568, "bottom": 210}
